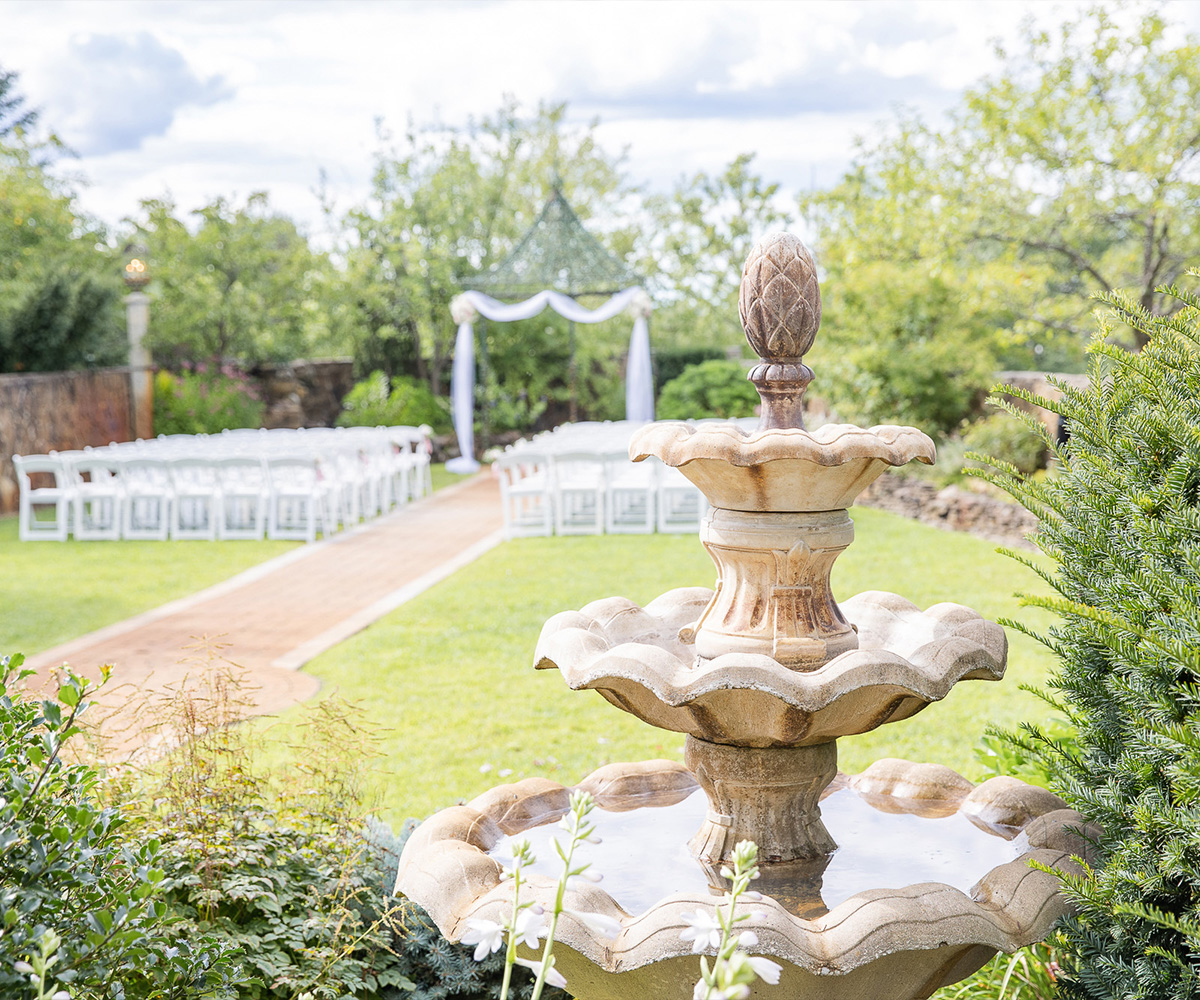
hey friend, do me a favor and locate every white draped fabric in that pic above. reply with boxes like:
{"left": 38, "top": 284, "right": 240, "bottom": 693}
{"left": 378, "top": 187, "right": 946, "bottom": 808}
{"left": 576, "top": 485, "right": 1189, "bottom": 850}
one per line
{"left": 445, "top": 319, "right": 479, "bottom": 474}
{"left": 446, "top": 287, "right": 654, "bottom": 474}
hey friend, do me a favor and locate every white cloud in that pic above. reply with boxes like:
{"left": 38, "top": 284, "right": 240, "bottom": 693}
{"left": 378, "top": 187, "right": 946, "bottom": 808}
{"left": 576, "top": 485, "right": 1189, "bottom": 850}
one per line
{"left": 2, "top": 0, "right": 1190, "bottom": 240}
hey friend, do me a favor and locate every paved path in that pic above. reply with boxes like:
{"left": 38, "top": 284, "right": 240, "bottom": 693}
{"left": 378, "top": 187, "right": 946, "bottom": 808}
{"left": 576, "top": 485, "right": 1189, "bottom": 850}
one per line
{"left": 27, "top": 473, "right": 503, "bottom": 757}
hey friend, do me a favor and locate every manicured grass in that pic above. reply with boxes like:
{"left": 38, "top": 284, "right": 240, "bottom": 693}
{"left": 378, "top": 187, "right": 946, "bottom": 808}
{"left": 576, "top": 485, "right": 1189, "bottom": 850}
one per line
{"left": 0, "top": 514, "right": 300, "bottom": 655}
{"left": 264, "top": 507, "right": 1057, "bottom": 827}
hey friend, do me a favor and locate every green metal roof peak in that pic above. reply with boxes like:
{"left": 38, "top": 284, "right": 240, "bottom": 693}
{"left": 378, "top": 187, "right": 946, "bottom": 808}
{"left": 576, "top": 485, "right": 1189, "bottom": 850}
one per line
{"left": 464, "top": 189, "right": 639, "bottom": 299}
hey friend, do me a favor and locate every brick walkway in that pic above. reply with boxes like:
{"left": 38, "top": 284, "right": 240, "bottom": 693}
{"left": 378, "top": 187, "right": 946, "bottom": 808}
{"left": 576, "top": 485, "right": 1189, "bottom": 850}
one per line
{"left": 26, "top": 472, "right": 503, "bottom": 757}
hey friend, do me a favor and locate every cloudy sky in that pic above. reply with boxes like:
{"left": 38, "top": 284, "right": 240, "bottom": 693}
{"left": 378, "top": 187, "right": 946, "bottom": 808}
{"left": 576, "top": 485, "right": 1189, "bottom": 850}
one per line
{"left": 3, "top": 0, "right": 1198, "bottom": 240}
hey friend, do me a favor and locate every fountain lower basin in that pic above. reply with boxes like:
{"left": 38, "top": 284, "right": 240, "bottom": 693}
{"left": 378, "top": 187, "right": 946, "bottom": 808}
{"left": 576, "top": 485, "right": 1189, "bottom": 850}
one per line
{"left": 396, "top": 758, "right": 1095, "bottom": 1000}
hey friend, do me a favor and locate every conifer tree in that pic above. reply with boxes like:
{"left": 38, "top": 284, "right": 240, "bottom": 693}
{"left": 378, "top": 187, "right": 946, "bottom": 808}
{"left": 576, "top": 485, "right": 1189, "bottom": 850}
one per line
{"left": 977, "top": 270, "right": 1200, "bottom": 998}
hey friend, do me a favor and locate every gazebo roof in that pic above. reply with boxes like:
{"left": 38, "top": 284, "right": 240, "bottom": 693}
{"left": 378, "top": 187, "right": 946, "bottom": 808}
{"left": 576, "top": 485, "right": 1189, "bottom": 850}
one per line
{"left": 464, "top": 189, "right": 639, "bottom": 299}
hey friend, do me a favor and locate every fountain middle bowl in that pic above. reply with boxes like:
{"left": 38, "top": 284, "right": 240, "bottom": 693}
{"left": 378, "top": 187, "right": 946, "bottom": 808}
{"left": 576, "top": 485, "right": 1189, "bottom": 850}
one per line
{"left": 534, "top": 587, "right": 1007, "bottom": 747}
{"left": 395, "top": 758, "right": 1095, "bottom": 1000}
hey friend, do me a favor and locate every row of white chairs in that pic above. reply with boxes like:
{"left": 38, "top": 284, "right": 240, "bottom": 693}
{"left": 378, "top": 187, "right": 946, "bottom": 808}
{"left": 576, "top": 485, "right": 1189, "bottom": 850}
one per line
{"left": 494, "top": 449, "right": 706, "bottom": 538}
{"left": 490, "top": 420, "right": 740, "bottom": 538}
{"left": 12, "top": 426, "right": 432, "bottom": 543}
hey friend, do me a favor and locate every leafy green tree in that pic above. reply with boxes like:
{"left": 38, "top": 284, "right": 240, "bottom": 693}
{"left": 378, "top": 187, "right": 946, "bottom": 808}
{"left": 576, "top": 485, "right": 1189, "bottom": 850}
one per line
{"left": 657, "top": 359, "right": 759, "bottom": 420}
{"left": 342, "top": 100, "right": 637, "bottom": 415}
{"left": 132, "top": 193, "right": 342, "bottom": 367}
{"left": 0, "top": 130, "right": 124, "bottom": 373}
{"left": 643, "top": 154, "right": 793, "bottom": 351}
{"left": 0, "top": 66, "right": 38, "bottom": 138}
{"left": 803, "top": 5, "right": 1200, "bottom": 364}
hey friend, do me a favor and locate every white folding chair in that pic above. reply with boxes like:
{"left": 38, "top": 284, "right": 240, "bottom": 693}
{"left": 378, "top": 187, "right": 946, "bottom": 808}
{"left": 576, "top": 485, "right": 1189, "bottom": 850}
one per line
{"left": 168, "top": 458, "right": 221, "bottom": 540}
{"left": 495, "top": 450, "right": 554, "bottom": 538}
{"left": 12, "top": 454, "right": 74, "bottom": 541}
{"left": 603, "top": 451, "right": 656, "bottom": 534}
{"left": 656, "top": 463, "right": 706, "bottom": 534}
{"left": 266, "top": 455, "right": 335, "bottom": 542}
{"left": 215, "top": 456, "right": 268, "bottom": 540}
{"left": 552, "top": 451, "right": 606, "bottom": 535}
{"left": 119, "top": 457, "right": 173, "bottom": 541}
{"left": 68, "top": 453, "right": 124, "bottom": 541}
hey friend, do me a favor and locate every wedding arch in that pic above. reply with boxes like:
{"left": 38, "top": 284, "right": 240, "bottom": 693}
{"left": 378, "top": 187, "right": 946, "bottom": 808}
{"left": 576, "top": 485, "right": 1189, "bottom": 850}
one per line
{"left": 445, "top": 190, "right": 653, "bottom": 473}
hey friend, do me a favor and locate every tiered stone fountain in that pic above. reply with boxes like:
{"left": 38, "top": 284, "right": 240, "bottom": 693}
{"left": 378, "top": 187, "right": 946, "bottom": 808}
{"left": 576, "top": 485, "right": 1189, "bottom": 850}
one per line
{"left": 397, "top": 233, "right": 1094, "bottom": 1000}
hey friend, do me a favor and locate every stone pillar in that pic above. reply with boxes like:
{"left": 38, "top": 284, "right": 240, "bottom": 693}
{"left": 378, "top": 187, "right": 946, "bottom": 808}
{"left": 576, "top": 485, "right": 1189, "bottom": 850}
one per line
{"left": 125, "top": 291, "right": 153, "bottom": 440}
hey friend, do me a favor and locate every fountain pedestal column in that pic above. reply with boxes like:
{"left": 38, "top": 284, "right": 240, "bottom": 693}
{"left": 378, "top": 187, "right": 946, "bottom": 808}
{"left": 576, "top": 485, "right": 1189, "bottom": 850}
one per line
{"left": 690, "top": 508, "right": 857, "bottom": 668}
{"left": 686, "top": 737, "right": 838, "bottom": 863}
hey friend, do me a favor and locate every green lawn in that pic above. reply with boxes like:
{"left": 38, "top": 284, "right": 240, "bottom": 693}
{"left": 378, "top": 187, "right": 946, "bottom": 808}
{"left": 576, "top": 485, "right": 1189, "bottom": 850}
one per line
{"left": 261, "top": 506, "right": 1057, "bottom": 827}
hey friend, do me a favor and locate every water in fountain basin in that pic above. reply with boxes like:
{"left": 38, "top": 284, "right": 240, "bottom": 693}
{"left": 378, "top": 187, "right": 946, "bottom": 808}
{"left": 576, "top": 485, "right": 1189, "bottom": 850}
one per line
{"left": 491, "top": 787, "right": 1029, "bottom": 919}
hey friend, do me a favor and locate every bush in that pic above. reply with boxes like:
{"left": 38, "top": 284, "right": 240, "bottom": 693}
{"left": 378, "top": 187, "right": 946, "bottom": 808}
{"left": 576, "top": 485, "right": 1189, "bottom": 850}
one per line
{"left": 979, "top": 272, "right": 1200, "bottom": 997}
{"left": 657, "top": 359, "right": 759, "bottom": 420}
{"left": 153, "top": 366, "right": 264, "bottom": 436}
{"left": 337, "top": 371, "right": 450, "bottom": 434}
{"left": 125, "top": 653, "right": 413, "bottom": 1000}
{"left": 653, "top": 347, "right": 727, "bottom": 397}
{"left": 0, "top": 653, "right": 242, "bottom": 1000}
{"left": 823, "top": 336, "right": 993, "bottom": 437}
{"left": 963, "top": 411, "right": 1048, "bottom": 477}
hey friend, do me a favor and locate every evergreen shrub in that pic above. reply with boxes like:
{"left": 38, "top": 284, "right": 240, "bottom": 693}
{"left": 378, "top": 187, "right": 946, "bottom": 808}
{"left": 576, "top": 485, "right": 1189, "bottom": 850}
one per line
{"left": 976, "top": 272, "right": 1200, "bottom": 998}
{"left": 657, "top": 359, "right": 758, "bottom": 420}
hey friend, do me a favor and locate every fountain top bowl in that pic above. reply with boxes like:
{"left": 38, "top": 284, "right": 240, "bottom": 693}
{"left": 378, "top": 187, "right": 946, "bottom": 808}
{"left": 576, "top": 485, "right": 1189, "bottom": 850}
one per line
{"left": 630, "top": 421, "right": 935, "bottom": 512}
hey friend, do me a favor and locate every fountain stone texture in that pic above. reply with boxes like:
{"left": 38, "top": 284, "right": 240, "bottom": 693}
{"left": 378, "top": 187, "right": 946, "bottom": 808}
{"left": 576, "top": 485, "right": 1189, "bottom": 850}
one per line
{"left": 396, "top": 233, "right": 1095, "bottom": 1000}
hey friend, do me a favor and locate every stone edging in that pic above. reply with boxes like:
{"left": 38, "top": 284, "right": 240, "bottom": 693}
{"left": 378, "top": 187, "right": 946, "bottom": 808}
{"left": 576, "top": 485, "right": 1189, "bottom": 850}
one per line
{"left": 859, "top": 472, "right": 1038, "bottom": 549}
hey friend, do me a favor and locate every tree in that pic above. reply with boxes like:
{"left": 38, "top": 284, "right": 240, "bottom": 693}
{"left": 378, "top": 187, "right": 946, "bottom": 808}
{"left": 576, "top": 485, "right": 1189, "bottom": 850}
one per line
{"left": 804, "top": 6, "right": 1200, "bottom": 361}
{"left": 0, "top": 66, "right": 38, "bottom": 138}
{"left": 0, "top": 134, "right": 124, "bottom": 373}
{"left": 133, "top": 193, "right": 341, "bottom": 367}
{"left": 342, "top": 100, "right": 638, "bottom": 425}
{"left": 642, "top": 154, "right": 794, "bottom": 351}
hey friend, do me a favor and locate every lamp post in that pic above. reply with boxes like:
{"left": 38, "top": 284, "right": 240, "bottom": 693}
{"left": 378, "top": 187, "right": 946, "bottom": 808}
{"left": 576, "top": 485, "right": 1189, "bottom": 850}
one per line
{"left": 123, "top": 244, "right": 153, "bottom": 440}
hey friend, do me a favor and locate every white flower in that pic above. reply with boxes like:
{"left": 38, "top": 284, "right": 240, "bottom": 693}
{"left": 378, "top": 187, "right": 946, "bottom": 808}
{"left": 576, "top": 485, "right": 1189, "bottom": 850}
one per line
{"left": 748, "top": 955, "right": 783, "bottom": 985}
{"left": 693, "top": 977, "right": 708, "bottom": 1000}
{"left": 513, "top": 908, "right": 548, "bottom": 949}
{"left": 679, "top": 910, "right": 723, "bottom": 953}
{"left": 515, "top": 956, "right": 568, "bottom": 989}
{"left": 566, "top": 908, "right": 623, "bottom": 939}
{"left": 460, "top": 917, "right": 504, "bottom": 962}
{"left": 13, "top": 961, "right": 33, "bottom": 975}
{"left": 737, "top": 929, "right": 759, "bottom": 948}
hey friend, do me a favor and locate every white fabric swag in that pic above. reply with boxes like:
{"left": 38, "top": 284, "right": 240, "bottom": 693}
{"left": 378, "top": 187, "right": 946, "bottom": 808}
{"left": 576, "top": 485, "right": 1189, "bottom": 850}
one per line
{"left": 445, "top": 287, "right": 654, "bottom": 474}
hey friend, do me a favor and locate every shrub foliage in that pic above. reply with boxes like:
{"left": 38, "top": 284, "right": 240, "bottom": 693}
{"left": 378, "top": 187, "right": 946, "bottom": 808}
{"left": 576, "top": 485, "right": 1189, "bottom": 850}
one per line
{"left": 0, "top": 654, "right": 242, "bottom": 999}
{"left": 657, "top": 359, "right": 759, "bottom": 420}
{"left": 977, "top": 272, "right": 1200, "bottom": 998}
{"left": 153, "top": 367, "right": 265, "bottom": 437}
{"left": 337, "top": 370, "right": 450, "bottom": 434}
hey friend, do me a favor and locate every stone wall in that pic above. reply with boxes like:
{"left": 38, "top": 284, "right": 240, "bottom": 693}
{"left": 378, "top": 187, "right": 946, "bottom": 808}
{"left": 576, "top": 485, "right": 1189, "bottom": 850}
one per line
{"left": 859, "top": 471, "right": 1038, "bottom": 549}
{"left": 252, "top": 359, "right": 355, "bottom": 429}
{"left": 0, "top": 369, "right": 134, "bottom": 513}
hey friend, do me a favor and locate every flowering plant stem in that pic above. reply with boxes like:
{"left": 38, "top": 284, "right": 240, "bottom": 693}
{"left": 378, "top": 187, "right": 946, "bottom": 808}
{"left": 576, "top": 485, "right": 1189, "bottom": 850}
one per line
{"left": 690, "top": 840, "right": 782, "bottom": 1000}
{"left": 531, "top": 790, "right": 598, "bottom": 1000}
